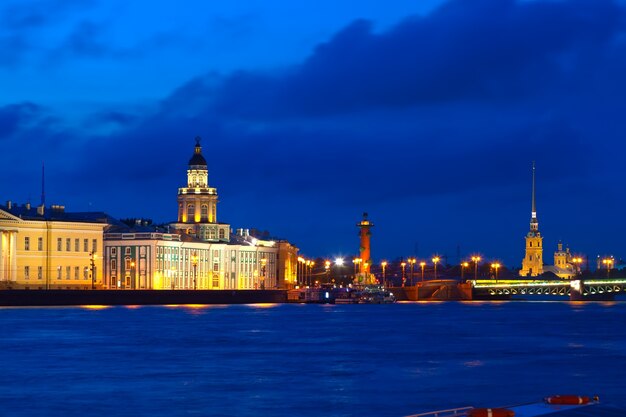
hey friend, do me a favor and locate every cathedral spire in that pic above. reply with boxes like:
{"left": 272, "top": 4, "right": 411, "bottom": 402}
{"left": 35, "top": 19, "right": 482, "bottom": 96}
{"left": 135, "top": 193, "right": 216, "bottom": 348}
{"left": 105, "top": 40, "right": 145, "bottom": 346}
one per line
{"left": 530, "top": 161, "right": 539, "bottom": 233}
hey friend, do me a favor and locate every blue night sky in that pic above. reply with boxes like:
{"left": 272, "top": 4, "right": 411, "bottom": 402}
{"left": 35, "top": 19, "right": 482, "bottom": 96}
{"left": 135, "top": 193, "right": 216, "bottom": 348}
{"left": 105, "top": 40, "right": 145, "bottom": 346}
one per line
{"left": 2, "top": 0, "right": 626, "bottom": 267}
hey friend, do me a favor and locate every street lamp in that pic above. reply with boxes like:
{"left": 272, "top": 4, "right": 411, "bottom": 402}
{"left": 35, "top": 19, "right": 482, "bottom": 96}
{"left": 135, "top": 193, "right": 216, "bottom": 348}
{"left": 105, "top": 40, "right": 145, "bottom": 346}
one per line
{"left": 602, "top": 258, "right": 614, "bottom": 278}
{"left": 432, "top": 256, "right": 440, "bottom": 280}
{"left": 381, "top": 261, "right": 388, "bottom": 287}
{"left": 571, "top": 257, "right": 583, "bottom": 275}
{"left": 128, "top": 260, "right": 136, "bottom": 290}
{"left": 401, "top": 261, "right": 407, "bottom": 287}
{"left": 297, "top": 257, "right": 305, "bottom": 286}
{"left": 261, "top": 257, "right": 267, "bottom": 289}
{"left": 353, "top": 258, "right": 361, "bottom": 276}
{"left": 191, "top": 252, "right": 198, "bottom": 290}
{"left": 491, "top": 262, "right": 501, "bottom": 282}
{"left": 325, "top": 260, "right": 331, "bottom": 283}
{"left": 335, "top": 258, "right": 344, "bottom": 285}
{"left": 89, "top": 252, "right": 97, "bottom": 290}
{"left": 461, "top": 261, "right": 469, "bottom": 282}
{"left": 409, "top": 258, "right": 416, "bottom": 286}
{"left": 471, "top": 256, "right": 481, "bottom": 281}
{"left": 420, "top": 261, "right": 426, "bottom": 282}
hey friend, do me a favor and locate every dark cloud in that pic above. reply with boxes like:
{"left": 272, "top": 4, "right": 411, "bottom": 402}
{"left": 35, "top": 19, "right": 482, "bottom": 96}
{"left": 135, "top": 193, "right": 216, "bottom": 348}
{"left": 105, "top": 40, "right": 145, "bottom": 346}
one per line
{"left": 0, "top": 102, "right": 44, "bottom": 139}
{"left": 1, "top": 0, "right": 626, "bottom": 262}
{"left": 209, "top": 0, "right": 625, "bottom": 118}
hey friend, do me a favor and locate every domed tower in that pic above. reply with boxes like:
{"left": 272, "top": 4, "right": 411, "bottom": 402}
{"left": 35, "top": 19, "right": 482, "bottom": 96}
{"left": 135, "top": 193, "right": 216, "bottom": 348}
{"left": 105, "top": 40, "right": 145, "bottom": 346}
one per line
{"left": 173, "top": 137, "right": 229, "bottom": 242}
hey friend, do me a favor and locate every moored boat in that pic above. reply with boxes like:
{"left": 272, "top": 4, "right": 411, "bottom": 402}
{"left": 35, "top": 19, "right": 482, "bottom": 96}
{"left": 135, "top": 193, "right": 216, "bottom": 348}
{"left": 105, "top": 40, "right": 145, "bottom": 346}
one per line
{"left": 406, "top": 395, "right": 625, "bottom": 417}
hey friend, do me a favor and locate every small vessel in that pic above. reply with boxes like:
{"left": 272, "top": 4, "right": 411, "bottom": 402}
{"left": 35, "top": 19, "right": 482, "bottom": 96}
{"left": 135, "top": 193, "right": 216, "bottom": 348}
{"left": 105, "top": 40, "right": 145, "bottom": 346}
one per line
{"left": 407, "top": 395, "right": 624, "bottom": 417}
{"left": 357, "top": 285, "right": 396, "bottom": 304}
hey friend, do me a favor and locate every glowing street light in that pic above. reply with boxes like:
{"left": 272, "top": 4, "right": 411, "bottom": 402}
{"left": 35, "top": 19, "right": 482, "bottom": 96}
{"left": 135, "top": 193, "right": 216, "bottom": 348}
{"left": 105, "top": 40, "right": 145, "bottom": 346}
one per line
{"left": 409, "top": 258, "right": 417, "bottom": 286}
{"left": 401, "top": 261, "right": 407, "bottom": 287}
{"left": 571, "top": 257, "right": 583, "bottom": 275}
{"left": 602, "top": 258, "right": 614, "bottom": 278}
{"left": 461, "top": 261, "right": 469, "bottom": 281}
{"left": 353, "top": 258, "right": 361, "bottom": 275}
{"left": 334, "top": 257, "right": 344, "bottom": 267}
{"left": 191, "top": 252, "right": 199, "bottom": 290}
{"left": 471, "top": 256, "right": 481, "bottom": 281}
{"left": 432, "top": 256, "right": 440, "bottom": 280}
{"left": 420, "top": 261, "right": 426, "bottom": 282}
{"left": 381, "top": 261, "right": 388, "bottom": 287}
{"left": 491, "top": 262, "right": 501, "bottom": 282}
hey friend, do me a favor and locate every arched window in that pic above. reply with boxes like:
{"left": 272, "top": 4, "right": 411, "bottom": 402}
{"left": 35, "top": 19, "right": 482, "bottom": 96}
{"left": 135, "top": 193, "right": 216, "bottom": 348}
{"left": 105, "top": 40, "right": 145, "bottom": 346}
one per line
{"left": 187, "top": 204, "right": 195, "bottom": 220}
{"left": 529, "top": 242, "right": 532, "bottom": 247}
{"left": 201, "top": 205, "right": 208, "bottom": 222}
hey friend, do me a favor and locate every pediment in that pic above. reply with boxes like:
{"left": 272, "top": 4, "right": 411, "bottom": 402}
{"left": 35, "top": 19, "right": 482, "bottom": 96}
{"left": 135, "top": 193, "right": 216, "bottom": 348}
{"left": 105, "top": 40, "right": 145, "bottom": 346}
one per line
{"left": 0, "top": 209, "right": 22, "bottom": 221}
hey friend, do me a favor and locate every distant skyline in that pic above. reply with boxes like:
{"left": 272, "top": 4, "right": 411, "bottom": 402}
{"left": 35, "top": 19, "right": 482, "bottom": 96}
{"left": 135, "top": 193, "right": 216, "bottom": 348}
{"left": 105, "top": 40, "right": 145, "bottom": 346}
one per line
{"left": 2, "top": 0, "right": 626, "bottom": 266}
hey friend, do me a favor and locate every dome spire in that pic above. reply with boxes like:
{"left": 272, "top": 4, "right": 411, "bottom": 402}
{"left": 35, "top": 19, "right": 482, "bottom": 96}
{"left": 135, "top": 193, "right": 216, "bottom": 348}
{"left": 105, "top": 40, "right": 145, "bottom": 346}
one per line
{"left": 188, "top": 136, "right": 207, "bottom": 167}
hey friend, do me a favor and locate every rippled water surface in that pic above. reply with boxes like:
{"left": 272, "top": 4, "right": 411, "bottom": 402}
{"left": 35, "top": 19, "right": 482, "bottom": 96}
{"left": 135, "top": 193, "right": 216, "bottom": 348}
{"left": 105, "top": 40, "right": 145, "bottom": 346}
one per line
{"left": 1, "top": 301, "right": 625, "bottom": 416}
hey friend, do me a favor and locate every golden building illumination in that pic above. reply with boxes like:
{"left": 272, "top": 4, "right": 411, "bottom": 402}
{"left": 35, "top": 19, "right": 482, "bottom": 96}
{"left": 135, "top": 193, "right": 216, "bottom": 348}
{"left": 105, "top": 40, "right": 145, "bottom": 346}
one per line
{"left": 520, "top": 162, "right": 544, "bottom": 277}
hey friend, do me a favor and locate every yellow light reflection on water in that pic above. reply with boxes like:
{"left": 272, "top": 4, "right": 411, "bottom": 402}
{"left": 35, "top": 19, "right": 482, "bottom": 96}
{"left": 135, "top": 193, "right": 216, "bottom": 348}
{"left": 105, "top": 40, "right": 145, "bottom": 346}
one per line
{"left": 246, "top": 303, "right": 279, "bottom": 309}
{"left": 80, "top": 305, "right": 111, "bottom": 310}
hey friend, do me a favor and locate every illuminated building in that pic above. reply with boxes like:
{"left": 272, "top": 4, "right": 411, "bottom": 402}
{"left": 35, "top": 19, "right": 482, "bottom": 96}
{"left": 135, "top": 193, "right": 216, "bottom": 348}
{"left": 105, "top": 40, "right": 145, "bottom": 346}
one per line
{"left": 519, "top": 163, "right": 579, "bottom": 279}
{"left": 170, "top": 137, "right": 230, "bottom": 242}
{"left": 520, "top": 162, "right": 544, "bottom": 277}
{"left": 0, "top": 202, "right": 106, "bottom": 289}
{"left": 103, "top": 138, "right": 298, "bottom": 290}
{"left": 357, "top": 212, "right": 373, "bottom": 274}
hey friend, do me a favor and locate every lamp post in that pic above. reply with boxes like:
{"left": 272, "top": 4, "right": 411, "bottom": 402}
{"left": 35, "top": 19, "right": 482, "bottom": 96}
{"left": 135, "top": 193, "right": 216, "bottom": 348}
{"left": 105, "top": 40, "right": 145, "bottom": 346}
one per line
{"left": 409, "top": 258, "right": 416, "bottom": 286}
{"left": 381, "top": 261, "right": 387, "bottom": 287}
{"left": 297, "top": 257, "right": 305, "bottom": 286}
{"left": 325, "top": 260, "right": 331, "bottom": 283}
{"left": 420, "top": 261, "right": 426, "bottom": 282}
{"left": 491, "top": 262, "right": 501, "bottom": 282}
{"left": 471, "top": 256, "right": 481, "bottom": 281}
{"left": 602, "top": 258, "right": 614, "bottom": 278}
{"left": 572, "top": 257, "right": 583, "bottom": 275}
{"left": 353, "top": 258, "right": 361, "bottom": 276}
{"left": 432, "top": 256, "right": 440, "bottom": 280}
{"left": 130, "top": 260, "right": 136, "bottom": 290}
{"left": 334, "top": 257, "right": 344, "bottom": 285}
{"left": 261, "top": 257, "right": 267, "bottom": 289}
{"left": 89, "top": 252, "right": 97, "bottom": 290}
{"left": 191, "top": 252, "right": 198, "bottom": 290}
{"left": 401, "top": 261, "right": 407, "bottom": 287}
{"left": 461, "top": 261, "right": 469, "bottom": 282}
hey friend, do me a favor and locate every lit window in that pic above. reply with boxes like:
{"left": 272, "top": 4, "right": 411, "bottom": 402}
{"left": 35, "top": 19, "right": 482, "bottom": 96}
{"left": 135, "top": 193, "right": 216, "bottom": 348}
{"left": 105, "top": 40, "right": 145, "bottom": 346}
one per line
{"left": 187, "top": 204, "right": 195, "bottom": 220}
{"left": 201, "top": 205, "right": 208, "bottom": 221}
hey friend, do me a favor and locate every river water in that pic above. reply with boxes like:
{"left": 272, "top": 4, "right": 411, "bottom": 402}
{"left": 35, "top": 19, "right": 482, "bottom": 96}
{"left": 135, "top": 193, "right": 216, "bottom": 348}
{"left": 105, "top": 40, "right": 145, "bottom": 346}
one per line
{"left": 1, "top": 301, "right": 625, "bottom": 416}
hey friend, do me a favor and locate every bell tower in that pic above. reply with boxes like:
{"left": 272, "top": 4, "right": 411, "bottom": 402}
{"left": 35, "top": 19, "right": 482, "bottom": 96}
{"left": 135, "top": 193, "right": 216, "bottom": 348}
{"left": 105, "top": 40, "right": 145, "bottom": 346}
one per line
{"left": 520, "top": 162, "right": 543, "bottom": 277}
{"left": 172, "top": 137, "right": 229, "bottom": 242}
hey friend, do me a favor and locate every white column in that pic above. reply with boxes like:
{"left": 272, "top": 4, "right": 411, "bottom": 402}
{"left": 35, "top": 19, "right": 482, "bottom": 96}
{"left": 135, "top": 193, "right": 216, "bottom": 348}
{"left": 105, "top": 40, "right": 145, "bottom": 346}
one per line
{"left": 10, "top": 232, "right": 17, "bottom": 282}
{"left": 0, "top": 231, "right": 5, "bottom": 281}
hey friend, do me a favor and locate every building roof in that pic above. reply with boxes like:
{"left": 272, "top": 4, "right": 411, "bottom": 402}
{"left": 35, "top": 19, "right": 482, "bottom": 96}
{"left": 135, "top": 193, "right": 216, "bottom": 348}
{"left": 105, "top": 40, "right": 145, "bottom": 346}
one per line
{"left": 0, "top": 204, "right": 113, "bottom": 224}
{"left": 189, "top": 137, "right": 207, "bottom": 167}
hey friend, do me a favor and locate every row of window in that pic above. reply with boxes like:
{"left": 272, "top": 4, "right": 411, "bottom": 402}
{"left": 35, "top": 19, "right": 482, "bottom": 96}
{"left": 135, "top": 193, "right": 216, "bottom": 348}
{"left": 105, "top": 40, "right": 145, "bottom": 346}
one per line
{"left": 23, "top": 266, "right": 94, "bottom": 280}
{"left": 24, "top": 237, "right": 97, "bottom": 253}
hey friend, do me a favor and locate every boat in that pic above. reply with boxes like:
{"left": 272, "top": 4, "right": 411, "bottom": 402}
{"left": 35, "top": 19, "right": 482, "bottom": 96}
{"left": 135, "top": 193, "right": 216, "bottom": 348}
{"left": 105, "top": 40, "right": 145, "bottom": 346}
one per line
{"left": 406, "top": 395, "right": 625, "bottom": 417}
{"left": 357, "top": 285, "right": 396, "bottom": 304}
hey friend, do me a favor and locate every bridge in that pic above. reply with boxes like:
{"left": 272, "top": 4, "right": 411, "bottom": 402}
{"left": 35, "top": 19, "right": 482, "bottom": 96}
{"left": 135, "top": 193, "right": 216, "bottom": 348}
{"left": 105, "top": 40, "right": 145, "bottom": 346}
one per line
{"left": 472, "top": 278, "right": 626, "bottom": 301}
